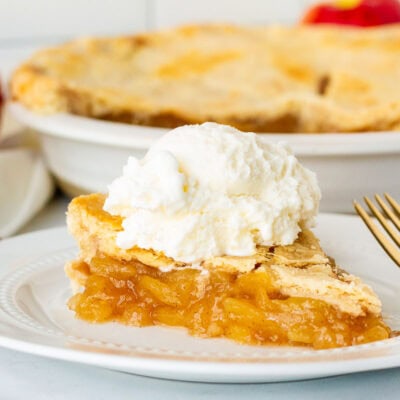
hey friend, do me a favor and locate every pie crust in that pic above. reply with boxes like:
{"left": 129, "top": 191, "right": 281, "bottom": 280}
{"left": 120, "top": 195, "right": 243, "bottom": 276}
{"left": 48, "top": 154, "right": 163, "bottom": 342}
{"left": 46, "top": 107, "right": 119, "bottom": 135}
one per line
{"left": 11, "top": 24, "right": 400, "bottom": 133}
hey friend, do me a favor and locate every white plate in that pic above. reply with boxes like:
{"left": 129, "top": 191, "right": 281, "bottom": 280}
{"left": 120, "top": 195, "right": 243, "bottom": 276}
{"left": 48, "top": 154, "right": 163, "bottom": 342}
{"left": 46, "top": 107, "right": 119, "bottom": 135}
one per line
{"left": 0, "top": 214, "right": 400, "bottom": 383}
{"left": 9, "top": 102, "right": 400, "bottom": 213}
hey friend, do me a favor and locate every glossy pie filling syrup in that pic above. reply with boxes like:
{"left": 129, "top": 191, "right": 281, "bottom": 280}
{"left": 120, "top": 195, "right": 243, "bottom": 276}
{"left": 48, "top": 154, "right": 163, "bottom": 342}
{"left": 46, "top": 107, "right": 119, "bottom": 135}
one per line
{"left": 68, "top": 255, "right": 391, "bottom": 350}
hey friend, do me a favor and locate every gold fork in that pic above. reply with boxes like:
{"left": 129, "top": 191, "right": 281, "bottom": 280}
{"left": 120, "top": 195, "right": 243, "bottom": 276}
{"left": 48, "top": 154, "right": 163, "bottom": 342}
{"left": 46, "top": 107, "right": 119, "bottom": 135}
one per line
{"left": 354, "top": 193, "right": 400, "bottom": 267}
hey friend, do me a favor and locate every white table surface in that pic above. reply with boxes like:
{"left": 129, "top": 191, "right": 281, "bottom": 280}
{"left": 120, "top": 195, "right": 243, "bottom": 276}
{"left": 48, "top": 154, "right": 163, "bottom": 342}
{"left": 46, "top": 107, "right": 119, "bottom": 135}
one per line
{"left": 0, "top": 193, "right": 397, "bottom": 399}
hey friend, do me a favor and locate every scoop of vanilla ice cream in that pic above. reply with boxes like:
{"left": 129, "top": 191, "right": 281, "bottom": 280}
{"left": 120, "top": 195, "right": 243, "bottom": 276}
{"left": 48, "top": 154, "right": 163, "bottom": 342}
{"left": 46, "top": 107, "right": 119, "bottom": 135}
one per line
{"left": 104, "top": 122, "right": 320, "bottom": 263}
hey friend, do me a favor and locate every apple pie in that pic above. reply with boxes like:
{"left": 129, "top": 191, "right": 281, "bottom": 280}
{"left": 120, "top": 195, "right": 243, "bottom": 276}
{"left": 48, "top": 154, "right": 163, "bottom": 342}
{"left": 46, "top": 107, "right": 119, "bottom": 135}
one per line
{"left": 10, "top": 24, "right": 400, "bottom": 133}
{"left": 65, "top": 193, "right": 391, "bottom": 349}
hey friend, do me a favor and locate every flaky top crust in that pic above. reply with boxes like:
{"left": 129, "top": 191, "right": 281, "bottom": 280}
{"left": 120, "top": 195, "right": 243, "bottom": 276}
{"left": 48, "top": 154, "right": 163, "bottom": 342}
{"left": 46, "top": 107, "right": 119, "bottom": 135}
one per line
{"left": 66, "top": 193, "right": 329, "bottom": 273}
{"left": 11, "top": 24, "right": 400, "bottom": 133}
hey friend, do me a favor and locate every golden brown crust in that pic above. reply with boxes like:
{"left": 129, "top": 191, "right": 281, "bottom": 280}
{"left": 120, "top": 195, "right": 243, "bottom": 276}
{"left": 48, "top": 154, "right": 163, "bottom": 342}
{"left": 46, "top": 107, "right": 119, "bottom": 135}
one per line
{"left": 66, "top": 193, "right": 329, "bottom": 272}
{"left": 11, "top": 24, "right": 400, "bottom": 133}
{"left": 67, "top": 193, "right": 182, "bottom": 269}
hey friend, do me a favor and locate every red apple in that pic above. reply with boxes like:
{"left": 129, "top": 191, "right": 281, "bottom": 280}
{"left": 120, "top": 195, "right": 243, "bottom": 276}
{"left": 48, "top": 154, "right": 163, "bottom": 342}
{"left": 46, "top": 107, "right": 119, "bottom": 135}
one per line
{"left": 302, "top": 0, "right": 400, "bottom": 27}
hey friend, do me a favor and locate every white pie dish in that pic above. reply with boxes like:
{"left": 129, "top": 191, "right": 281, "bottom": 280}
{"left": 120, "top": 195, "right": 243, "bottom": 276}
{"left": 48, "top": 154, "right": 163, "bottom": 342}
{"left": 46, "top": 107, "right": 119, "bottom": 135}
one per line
{"left": 9, "top": 102, "right": 400, "bottom": 213}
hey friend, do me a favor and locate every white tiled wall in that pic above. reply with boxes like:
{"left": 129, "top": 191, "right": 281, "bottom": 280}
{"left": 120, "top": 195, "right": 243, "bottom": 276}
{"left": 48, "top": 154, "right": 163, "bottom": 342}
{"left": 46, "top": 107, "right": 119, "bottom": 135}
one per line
{"left": 153, "top": 0, "right": 305, "bottom": 28}
{"left": 0, "top": 0, "right": 317, "bottom": 44}
{"left": 0, "top": 0, "right": 148, "bottom": 44}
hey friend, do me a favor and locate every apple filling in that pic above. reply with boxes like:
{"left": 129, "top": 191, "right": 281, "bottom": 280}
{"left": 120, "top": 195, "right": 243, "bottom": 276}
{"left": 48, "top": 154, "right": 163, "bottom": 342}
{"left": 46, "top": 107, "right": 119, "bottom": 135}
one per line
{"left": 67, "top": 254, "right": 390, "bottom": 349}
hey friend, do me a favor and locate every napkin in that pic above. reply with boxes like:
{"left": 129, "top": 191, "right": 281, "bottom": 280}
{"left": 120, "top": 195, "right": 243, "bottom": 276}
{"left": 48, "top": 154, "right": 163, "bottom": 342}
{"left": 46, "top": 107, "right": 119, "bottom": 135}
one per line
{"left": 0, "top": 106, "right": 54, "bottom": 238}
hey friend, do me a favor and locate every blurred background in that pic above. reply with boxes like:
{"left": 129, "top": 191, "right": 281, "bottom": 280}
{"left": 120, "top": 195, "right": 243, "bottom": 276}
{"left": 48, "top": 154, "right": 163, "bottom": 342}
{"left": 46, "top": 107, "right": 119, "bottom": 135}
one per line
{"left": 2, "top": 0, "right": 400, "bottom": 236}
{"left": 0, "top": 0, "right": 316, "bottom": 82}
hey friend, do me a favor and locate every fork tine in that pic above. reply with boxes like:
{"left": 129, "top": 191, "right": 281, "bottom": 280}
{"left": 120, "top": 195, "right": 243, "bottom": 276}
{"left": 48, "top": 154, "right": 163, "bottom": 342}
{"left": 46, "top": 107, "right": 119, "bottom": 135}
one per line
{"left": 365, "top": 196, "right": 400, "bottom": 246}
{"left": 376, "top": 194, "right": 400, "bottom": 230}
{"left": 354, "top": 200, "right": 400, "bottom": 266}
{"left": 384, "top": 193, "right": 400, "bottom": 219}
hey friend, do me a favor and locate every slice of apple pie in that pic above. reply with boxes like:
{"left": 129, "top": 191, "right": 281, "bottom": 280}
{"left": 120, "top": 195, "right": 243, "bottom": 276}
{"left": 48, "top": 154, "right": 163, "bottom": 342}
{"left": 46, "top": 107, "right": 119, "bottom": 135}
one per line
{"left": 65, "top": 193, "right": 390, "bottom": 349}
{"left": 65, "top": 123, "right": 391, "bottom": 349}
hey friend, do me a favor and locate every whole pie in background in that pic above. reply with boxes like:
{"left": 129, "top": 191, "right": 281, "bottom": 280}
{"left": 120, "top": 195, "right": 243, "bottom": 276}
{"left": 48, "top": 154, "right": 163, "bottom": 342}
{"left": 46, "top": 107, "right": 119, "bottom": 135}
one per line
{"left": 10, "top": 23, "right": 400, "bottom": 133}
